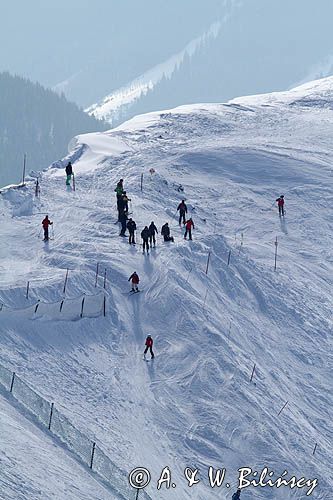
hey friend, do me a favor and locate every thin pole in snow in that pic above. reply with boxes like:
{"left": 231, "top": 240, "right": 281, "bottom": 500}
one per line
{"left": 140, "top": 173, "right": 143, "bottom": 192}
{"left": 205, "top": 251, "right": 211, "bottom": 275}
{"left": 274, "top": 236, "right": 278, "bottom": 271}
{"left": 277, "top": 400, "right": 289, "bottom": 416}
{"left": 22, "top": 153, "right": 26, "bottom": 185}
{"left": 26, "top": 281, "right": 30, "bottom": 299}
{"left": 48, "top": 402, "right": 54, "bottom": 430}
{"left": 250, "top": 363, "right": 256, "bottom": 383}
{"left": 103, "top": 268, "right": 107, "bottom": 289}
{"left": 103, "top": 295, "right": 106, "bottom": 317}
{"left": 80, "top": 296, "right": 85, "bottom": 318}
{"left": 63, "top": 269, "right": 69, "bottom": 295}
{"left": 227, "top": 249, "right": 231, "bottom": 266}
{"left": 94, "top": 262, "right": 99, "bottom": 287}
{"left": 313, "top": 443, "right": 318, "bottom": 455}
{"left": 90, "top": 442, "right": 96, "bottom": 469}
{"left": 10, "top": 372, "right": 16, "bottom": 392}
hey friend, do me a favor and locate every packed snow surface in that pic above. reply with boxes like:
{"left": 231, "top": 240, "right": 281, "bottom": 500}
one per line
{"left": 0, "top": 77, "right": 332, "bottom": 499}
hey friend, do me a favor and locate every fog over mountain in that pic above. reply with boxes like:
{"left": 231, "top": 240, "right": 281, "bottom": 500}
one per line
{"left": 1, "top": 0, "right": 332, "bottom": 125}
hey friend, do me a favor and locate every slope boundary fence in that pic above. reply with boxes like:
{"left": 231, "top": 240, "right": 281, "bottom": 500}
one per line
{"left": 0, "top": 362, "right": 151, "bottom": 500}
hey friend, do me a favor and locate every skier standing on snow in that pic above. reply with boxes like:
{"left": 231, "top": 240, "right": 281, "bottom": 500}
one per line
{"left": 276, "top": 195, "right": 285, "bottom": 216}
{"left": 119, "top": 210, "right": 128, "bottom": 236}
{"left": 148, "top": 221, "right": 158, "bottom": 247}
{"left": 141, "top": 226, "right": 150, "bottom": 253}
{"left": 184, "top": 218, "right": 194, "bottom": 240}
{"left": 128, "top": 271, "right": 139, "bottom": 292}
{"left": 127, "top": 218, "right": 136, "bottom": 244}
{"left": 177, "top": 199, "right": 187, "bottom": 225}
{"left": 161, "top": 222, "right": 174, "bottom": 242}
{"left": 122, "top": 191, "right": 131, "bottom": 214}
{"left": 232, "top": 489, "right": 241, "bottom": 500}
{"left": 42, "top": 215, "right": 53, "bottom": 241}
{"left": 65, "top": 161, "right": 73, "bottom": 186}
{"left": 144, "top": 335, "right": 154, "bottom": 359}
{"left": 115, "top": 179, "right": 124, "bottom": 213}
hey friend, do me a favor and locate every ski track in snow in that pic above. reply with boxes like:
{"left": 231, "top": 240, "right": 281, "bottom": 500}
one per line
{"left": 0, "top": 77, "right": 333, "bottom": 499}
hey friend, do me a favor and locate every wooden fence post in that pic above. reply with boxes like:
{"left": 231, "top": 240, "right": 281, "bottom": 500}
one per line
{"left": 10, "top": 372, "right": 16, "bottom": 392}
{"left": 90, "top": 442, "right": 96, "bottom": 469}
{"left": 26, "top": 281, "right": 30, "bottom": 299}
{"left": 48, "top": 402, "right": 54, "bottom": 430}
{"left": 63, "top": 269, "right": 69, "bottom": 294}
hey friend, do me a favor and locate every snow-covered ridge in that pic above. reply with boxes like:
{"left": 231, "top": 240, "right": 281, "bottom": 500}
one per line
{"left": 1, "top": 77, "right": 332, "bottom": 499}
{"left": 86, "top": 20, "right": 222, "bottom": 124}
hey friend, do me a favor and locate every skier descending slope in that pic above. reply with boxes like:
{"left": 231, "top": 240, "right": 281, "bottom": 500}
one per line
{"left": 177, "top": 199, "right": 187, "bottom": 225}
{"left": 128, "top": 271, "right": 139, "bottom": 292}
{"left": 232, "top": 488, "right": 241, "bottom": 500}
{"left": 184, "top": 218, "right": 195, "bottom": 240}
{"left": 42, "top": 215, "right": 53, "bottom": 241}
{"left": 127, "top": 218, "right": 136, "bottom": 244}
{"left": 144, "top": 335, "right": 154, "bottom": 360}
{"left": 276, "top": 195, "right": 285, "bottom": 216}
{"left": 141, "top": 226, "right": 150, "bottom": 254}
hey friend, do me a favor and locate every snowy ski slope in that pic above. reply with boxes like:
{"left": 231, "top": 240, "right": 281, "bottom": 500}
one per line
{"left": 0, "top": 77, "right": 332, "bottom": 499}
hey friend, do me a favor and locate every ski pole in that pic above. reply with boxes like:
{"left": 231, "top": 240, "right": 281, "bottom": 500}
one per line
{"left": 38, "top": 227, "right": 42, "bottom": 239}
{"left": 52, "top": 224, "right": 54, "bottom": 239}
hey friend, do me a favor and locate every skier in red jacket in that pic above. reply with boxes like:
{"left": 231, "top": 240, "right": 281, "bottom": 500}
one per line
{"left": 276, "top": 195, "right": 285, "bottom": 216}
{"left": 184, "top": 218, "right": 194, "bottom": 240}
{"left": 144, "top": 335, "right": 154, "bottom": 359}
{"left": 42, "top": 215, "right": 53, "bottom": 241}
{"left": 128, "top": 272, "right": 139, "bottom": 292}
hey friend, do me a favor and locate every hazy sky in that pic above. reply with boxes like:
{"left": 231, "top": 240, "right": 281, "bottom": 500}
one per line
{"left": 1, "top": 0, "right": 332, "bottom": 109}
